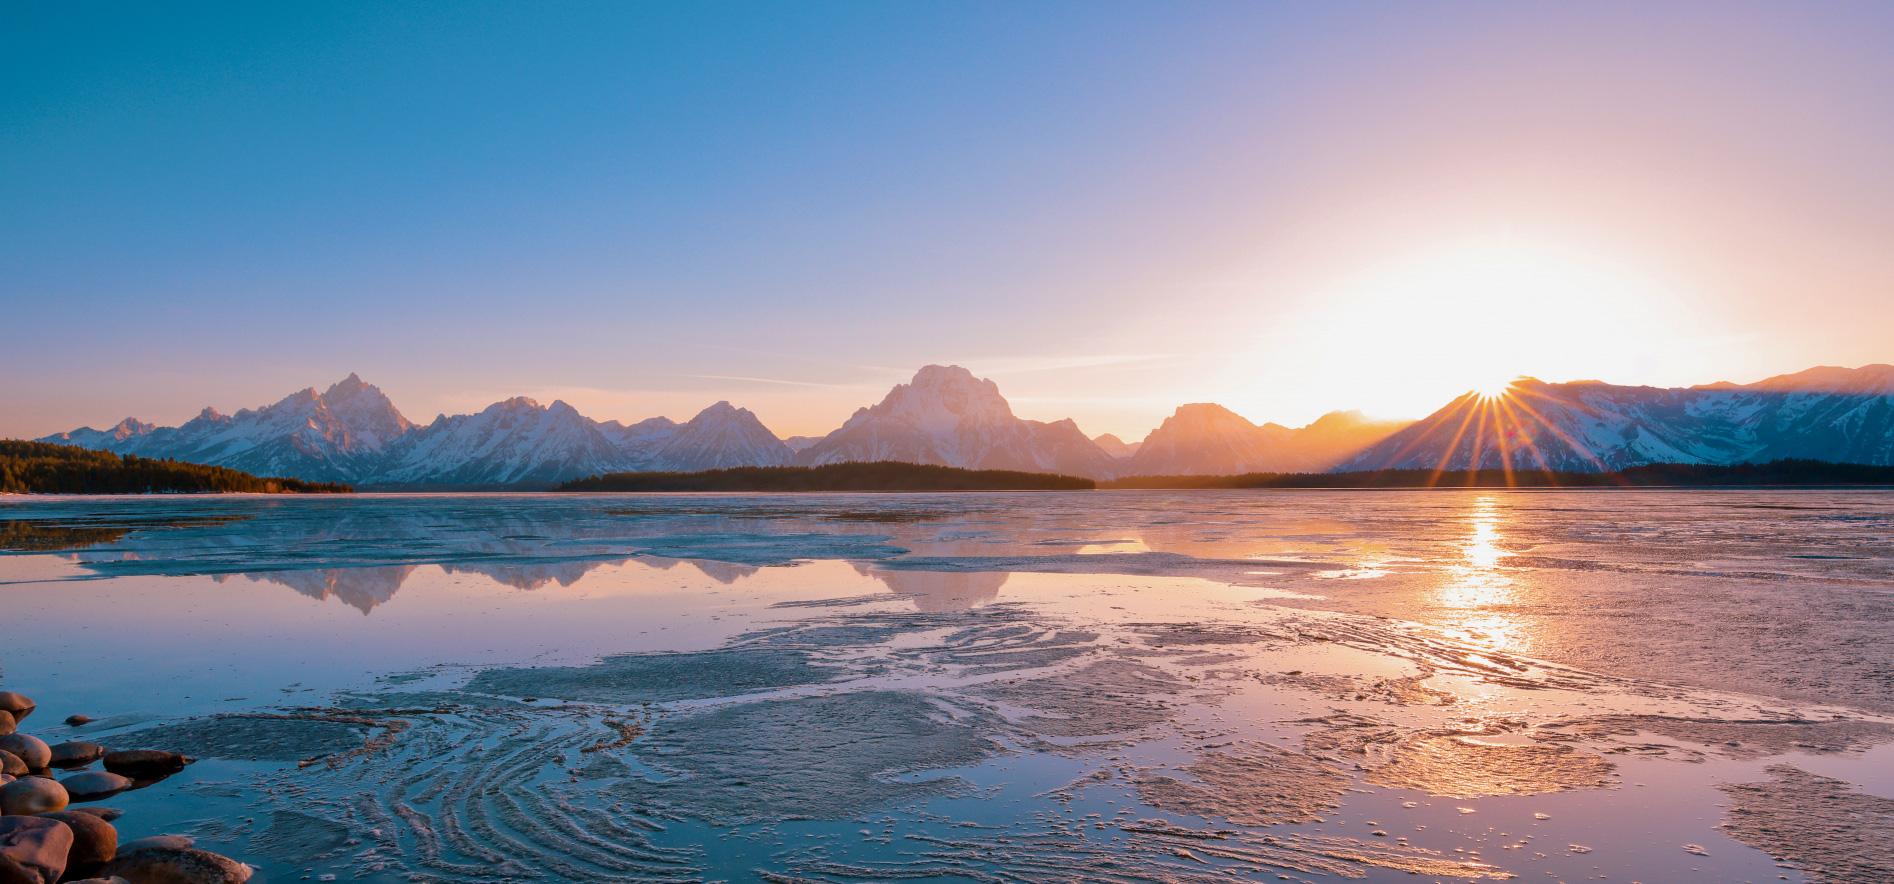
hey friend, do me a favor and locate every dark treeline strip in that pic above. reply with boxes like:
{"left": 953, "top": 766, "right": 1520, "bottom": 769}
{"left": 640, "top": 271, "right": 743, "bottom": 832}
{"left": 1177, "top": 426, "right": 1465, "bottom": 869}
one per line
{"left": 0, "top": 440, "right": 352, "bottom": 494}
{"left": 1105, "top": 459, "right": 1894, "bottom": 489}
{"left": 558, "top": 461, "right": 1095, "bottom": 492}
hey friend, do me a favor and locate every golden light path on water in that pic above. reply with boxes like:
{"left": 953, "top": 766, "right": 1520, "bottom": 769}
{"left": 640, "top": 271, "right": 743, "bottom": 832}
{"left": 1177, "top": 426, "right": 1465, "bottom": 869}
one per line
{"left": 1433, "top": 495, "right": 1525, "bottom": 657}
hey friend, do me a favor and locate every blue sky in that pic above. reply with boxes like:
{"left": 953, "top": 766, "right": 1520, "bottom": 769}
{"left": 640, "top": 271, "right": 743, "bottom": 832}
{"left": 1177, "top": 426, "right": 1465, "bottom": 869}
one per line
{"left": 5, "top": 2, "right": 1893, "bottom": 439}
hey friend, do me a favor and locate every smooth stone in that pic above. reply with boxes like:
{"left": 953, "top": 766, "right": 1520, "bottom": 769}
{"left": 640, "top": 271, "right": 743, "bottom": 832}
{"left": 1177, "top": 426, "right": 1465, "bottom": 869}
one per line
{"left": 0, "top": 778, "right": 67, "bottom": 816}
{"left": 0, "top": 737, "right": 48, "bottom": 772}
{"left": 0, "top": 752, "right": 22, "bottom": 778}
{"left": 0, "top": 711, "right": 13, "bottom": 738}
{"left": 47, "top": 742, "right": 104, "bottom": 769}
{"left": 60, "top": 772, "right": 132, "bottom": 803}
{"left": 99, "top": 847, "right": 252, "bottom": 884}
{"left": 37, "top": 811, "right": 115, "bottom": 876}
{"left": 117, "top": 835, "right": 193, "bottom": 855}
{"left": 69, "top": 807, "right": 123, "bottom": 822}
{"left": 0, "top": 816, "right": 71, "bottom": 884}
{"left": 0, "top": 695, "right": 32, "bottom": 725}
{"left": 0, "top": 857, "right": 35, "bottom": 884}
{"left": 101, "top": 750, "right": 192, "bottom": 780}
{"left": 63, "top": 716, "right": 92, "bottom": 728}
{"left": 0, "top": 775, "right": 10, "bottom": 787}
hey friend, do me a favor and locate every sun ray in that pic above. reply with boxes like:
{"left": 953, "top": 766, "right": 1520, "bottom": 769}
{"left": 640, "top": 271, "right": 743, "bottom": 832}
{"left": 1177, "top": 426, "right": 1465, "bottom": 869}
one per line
{"left": 1425, "top": 394, "right": 1486, "bottom": 488}
{"left": 1503, "top": 386, "right": 1621, "bottom": 476}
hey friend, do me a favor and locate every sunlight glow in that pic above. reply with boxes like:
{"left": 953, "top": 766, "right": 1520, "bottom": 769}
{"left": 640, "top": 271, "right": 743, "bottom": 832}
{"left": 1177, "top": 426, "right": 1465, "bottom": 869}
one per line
{"left": 1434, "top": 497, "right": 1524, "bottom": 656}
{"left": 1473, "top": 377, "right": 1518, "bottom": 400}
{"left": 1241, "top": 235, "right": 1700, "bottom": 422}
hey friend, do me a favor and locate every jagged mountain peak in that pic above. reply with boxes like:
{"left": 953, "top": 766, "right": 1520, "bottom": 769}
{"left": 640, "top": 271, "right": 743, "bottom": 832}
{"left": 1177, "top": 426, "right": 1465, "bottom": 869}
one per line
{"left": 1343, "top": 369, "right": 1894, "bottom": 472}
{"left": 798, "top": 366, "right": 1115, "bottom": 478}
{"left": 692, "top": 400, "right": 747, "bottom": 419}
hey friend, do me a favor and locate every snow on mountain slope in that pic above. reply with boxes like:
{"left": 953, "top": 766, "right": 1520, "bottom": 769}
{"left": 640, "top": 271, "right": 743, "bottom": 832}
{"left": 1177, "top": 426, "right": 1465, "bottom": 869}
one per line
{"left": 1342, "top": 367, "right": 1894, "bottom": 472}
{"left": 40, "top": 374, "right": 414, "bottom": 483}
{"left": 37, "top": 363, "right": 1890, "bottom": 484}
{"left": 647, "top": 401, "right": 793, "bottom": 471}
{"left": 598, "top": 416, "right": 680, "bottom": 463}
{"left": 376, "top": 397, "right": 629, "bottom": 488}
{"left": 1124, "top": 405, "right": 1406, "bottom": 476}
{"left": 782, "top": 435, "right": 823, "bottom": 453}
{"left": 795, "top": 365, "right": 1119, "bottom": 478}
{"left": 42, "top": 417, "right": 157, "bottom": 449}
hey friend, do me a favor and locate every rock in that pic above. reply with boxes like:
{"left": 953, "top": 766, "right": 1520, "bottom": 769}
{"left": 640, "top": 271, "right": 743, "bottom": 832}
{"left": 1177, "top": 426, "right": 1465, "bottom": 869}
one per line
{"left": 0, "top": 856, "right": 36, "bottom": 884}
{"left": 0, "top": 776, "right": 10, "bottom": 787}
{"left": 116, "top": 835, "right": 193, "bottom": 855}
{"left": 63, "top": 716, "right": 92, "bottom": 728}
{"left": 0, "top": 711, "right": 13, "bottom": 738}
{"left": 0, "top": 816, "right": 71, "bottom": 884}
{"left": 0, "top": 695, "right": 32, "bottom": 725}
{"left": 61, "top": 878, "right": 131, "bottom": 884}
{"left": 36, "top": 811, "right": 115, "bottom": 876}
{"left": 60, "top": 772, "right": 132, "bottom": 803}
{"left": 99, "top": 847, "right": 252, "bottom": 884}
{"left": 68, "top": 807, "right": 123, "bottom": 822}
{"left": 47, "top": 742, "right": 104, "bottom": 769}
{"left": 101, "top": 750, "right": 193, "bottom": 780}
{"left": 0, "top": 737, "right": 48, "bottom": 772}
{"left": 0, "top": 778, "right": 67, "bottom": 816}
{"left": 0, "top": 753, "right": 22, "bottom": 778}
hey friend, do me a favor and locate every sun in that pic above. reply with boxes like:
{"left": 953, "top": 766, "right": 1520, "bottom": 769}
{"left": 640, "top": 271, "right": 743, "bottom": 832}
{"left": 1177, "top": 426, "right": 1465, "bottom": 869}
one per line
{"left": 1473, "top": 377, "right": 1518, "bottom": 400}
{"left": 1237, "top": 234, "right": 1699, "bottom": 421}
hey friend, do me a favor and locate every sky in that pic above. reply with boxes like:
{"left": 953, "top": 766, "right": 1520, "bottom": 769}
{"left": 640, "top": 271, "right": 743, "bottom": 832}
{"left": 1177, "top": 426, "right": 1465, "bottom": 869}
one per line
{"left": 4, "top": 1, "right": 1892, "bottom": 441}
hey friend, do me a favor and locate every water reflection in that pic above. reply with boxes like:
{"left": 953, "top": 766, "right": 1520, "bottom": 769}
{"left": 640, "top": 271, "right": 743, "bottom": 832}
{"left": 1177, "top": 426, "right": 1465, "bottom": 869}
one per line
{"left": 1433, "top": 496, "right": 1525, "bottom": 655}
{"left": 853, "top": 565, "right": 1008, "bottom": 611}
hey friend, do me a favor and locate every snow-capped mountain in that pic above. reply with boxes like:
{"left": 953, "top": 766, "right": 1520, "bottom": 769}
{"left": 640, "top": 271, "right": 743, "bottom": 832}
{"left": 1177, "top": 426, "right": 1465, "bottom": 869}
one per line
{"left": 599, "top": 416, "right": 680, "bottom": 453}
{"left": 1124, "top": 405, "right": 1405, "bottom": 476}
{"left": 36, "top": 375, "right": 802, "bottom": 488}
{"left": 43, "top": 417, "right": 157, "bottom": 450}
{"left": 375, "top": 397, "right": 630, "bottom": 488}
{"left": 1341, "top": 365, "right": 1894, "bottom": 472}
{"left": 647, "top": 402, "right": 794, "bottom": 471}
{"left": 795, "top": 365, "right": 1121, "bottom": 478}
{"left": 781, "top": 435, "right": 823, "bottom": 453}
{"left": 45, "top": 374, "right": 415, "bottom": 483}
{"left": 37, "top": 363, "right": 1893, "bottom": 485}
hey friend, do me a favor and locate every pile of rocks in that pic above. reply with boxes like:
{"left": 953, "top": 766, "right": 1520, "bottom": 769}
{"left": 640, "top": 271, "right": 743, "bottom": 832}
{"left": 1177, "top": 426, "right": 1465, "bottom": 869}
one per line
{"left": 0, "top": 690, "right": 253, "bottom": 884}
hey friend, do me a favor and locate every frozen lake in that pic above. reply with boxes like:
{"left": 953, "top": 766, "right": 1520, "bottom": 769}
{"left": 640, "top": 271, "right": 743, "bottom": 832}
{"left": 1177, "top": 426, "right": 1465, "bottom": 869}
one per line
{"left": 3, "top": 490, "right": 1891, "bottom": 881}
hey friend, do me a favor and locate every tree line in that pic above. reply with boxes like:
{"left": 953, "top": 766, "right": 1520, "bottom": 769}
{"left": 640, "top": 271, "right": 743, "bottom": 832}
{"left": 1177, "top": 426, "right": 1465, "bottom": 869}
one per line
{"left": 0, "top": 440, "right": 352, "bottom": 494}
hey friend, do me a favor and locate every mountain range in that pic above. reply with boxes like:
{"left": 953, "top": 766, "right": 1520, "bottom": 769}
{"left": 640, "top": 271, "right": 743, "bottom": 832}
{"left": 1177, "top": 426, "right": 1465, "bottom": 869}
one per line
{"left": 35, "top": 363, "right": 1894, "bottom": 487}
{"left": 1341, "top": 364, "right": 1894, "bottom": 473}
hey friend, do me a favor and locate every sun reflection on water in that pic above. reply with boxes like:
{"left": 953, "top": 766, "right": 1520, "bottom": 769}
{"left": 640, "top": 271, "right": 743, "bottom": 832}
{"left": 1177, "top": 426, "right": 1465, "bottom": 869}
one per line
{"left": 1434, "top": 496, "right": 1524, "bottom": 655}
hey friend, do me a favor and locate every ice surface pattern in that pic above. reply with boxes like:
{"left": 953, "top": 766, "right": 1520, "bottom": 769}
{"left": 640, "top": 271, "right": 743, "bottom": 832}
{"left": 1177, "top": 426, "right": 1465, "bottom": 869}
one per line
{"left": 4, "top": 490, "right": 1893, "bottom": 881}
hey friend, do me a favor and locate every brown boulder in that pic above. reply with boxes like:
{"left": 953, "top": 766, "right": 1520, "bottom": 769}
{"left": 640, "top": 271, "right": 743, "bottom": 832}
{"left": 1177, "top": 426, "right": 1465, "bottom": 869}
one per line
{"left": 0, "top": 778, "right": 67, "bottom": 816}
{"left": 0, "top": 695, "right": 32, "bottom": 725}
{"left": 99, "top": 847, "right": 252, "bottom": 884}
{"left": 101, "top": 751, "right": 193, "bottom": 780}
{"left": 36, "top": 811, "right": 115, "bottom": 877}
{"left": 0, "top": 816, "right": 70, "bottom": 884}
{"left": 47, "top": 741, "right": 104, "bottom": 770}
{"left": 60, "top": 772, "right": 132, "bottom": 803}
{"left": 0, "top": 857, "right": 35, "bottom": 884}
{"left": 0, "top": 738, "right": 47, "bottom": 772}
{"left": 0, "top": 752, "right": 22, "bottom": 778}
